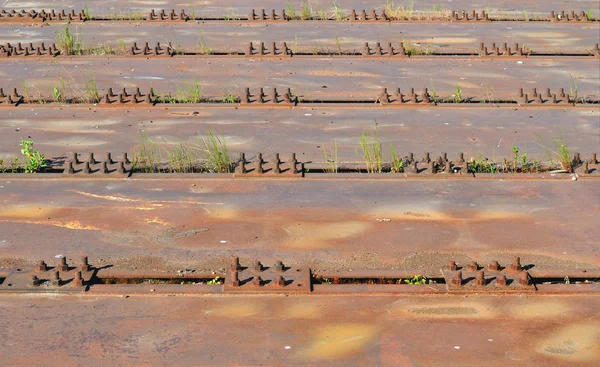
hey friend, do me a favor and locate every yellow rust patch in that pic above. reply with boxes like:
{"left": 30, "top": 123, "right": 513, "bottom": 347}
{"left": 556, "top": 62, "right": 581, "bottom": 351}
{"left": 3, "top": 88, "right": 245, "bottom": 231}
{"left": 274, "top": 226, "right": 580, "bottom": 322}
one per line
{"left": 282, "top": 302, "right": 322, "bottom": 319}
{"left": 282, "top": 221, "right": 371, "bottom": 248}
{"left": 0, "top": 219, "right": 101, "bottom": 230}
{"left": 205, "top": 303, "right": 263, "bottom": 318}
{"left": 0, "top": 205, "right": 56, "bottom": 219}
{"left": 371, "top": 207, "right": 528, "bottom": 222}
{"left": 508, "top": 301, "right": 571, "bottom": 318}
{"left": 69, "top": 190, "right": 223, "bottom": 206}
{"left": 301, "top": 323, "right": 379, "bottom": 360}
{"left": 538, "top": 322, "right": 600, "bottom": 362}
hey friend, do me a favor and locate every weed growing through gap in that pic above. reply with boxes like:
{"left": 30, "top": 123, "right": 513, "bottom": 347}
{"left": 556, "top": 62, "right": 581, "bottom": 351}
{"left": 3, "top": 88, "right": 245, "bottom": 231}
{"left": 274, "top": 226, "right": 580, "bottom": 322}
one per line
{"left": 84, "top": 3, "right": 92, "bottom": 20}
{"left": 20, "top": 140, "right": 46, "bottom": 173}
{"left": 332, "top": 0, "right": 344, "bottom": 20}
{"left": 403, "top": 41, "right": 432, "bottom": 55}
{"left": 84, "top": 74, "right": 100, "bottom": 103}
{"left": 55, "top": 24, "right": 82, "bottom": 55}
{"left": 52, "top": 77, "right": 67, "bottom": 103}
{"left": 389, "top": 143, "right": 403, "bottom": 173}
{"left": 402, "top": 275, "right": 427, "bottom": 285}
{"left": 199, "top": 33, "right": 213, "bottom": 55}
{"left": 301, "top": 0, "right": 312, "bottom": 19}
{"left": 334, "top": 34, "right": 343, "bottom": 54}
{"left": 132, "top": 132, "right": 161, "bottom": 173}
{"left": 286, "top": 2, "right": 297, "bottom": 19}
{"left": 453, "top": 86, "right": 463, "bottom": 103}
{"left": 198, "top": 130, "right": 233, "bottom": 173}
{"left": 207, "top": 276, "right": 222, "bottom": 285}
{"left": 164, "top": 142, "right": 196, "bottom": 173}
{"left": 221, "top": 92, "right": 236, "bottom": 103}
{"left": 568, "top": 73, "right": 578, "bottom": 102}
{"left": 536, "top": 132, "right": 572, "bottom": 172}
{"left": 358, "top": 119, "right": 383, "bottom": 173}
{"left": 323, "top": 141, "right": 339, "bottom": 173}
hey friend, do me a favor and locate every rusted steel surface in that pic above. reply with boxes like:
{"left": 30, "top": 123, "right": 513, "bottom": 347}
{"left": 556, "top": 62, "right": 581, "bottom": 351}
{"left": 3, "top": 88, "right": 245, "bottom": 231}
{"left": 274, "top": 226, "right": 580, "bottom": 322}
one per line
{"left": 1, "top": 293, "right": 599, "bottom": 365}
{"left": 1, "top": 58, "right": 599, "bottom": 100}
{"left": 0, "top": 106, "right": 597, "bottom": 164}
{"left": 1, "top": 22, "right": 598, "bottom": 54}
{"left": 1, "top": 1, "right": 598, "bottom": 18}
{"left": 0, "top": 179, "right": 598, "bottom": 274}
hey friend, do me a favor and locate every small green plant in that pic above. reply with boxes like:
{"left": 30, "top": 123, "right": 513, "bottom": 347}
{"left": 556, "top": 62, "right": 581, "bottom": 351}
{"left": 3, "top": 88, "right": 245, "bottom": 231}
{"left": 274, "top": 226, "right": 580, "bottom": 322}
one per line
{"left": 84, "top": 75, "right": 100, "bottom": 103}
{"left": 0, "top": 158, "right": 4, "bottom": 173}
{"left": 454, "top": 85, "right": 462, "bottom": 103}
{"left": 564, "top": 276, "right": 570, "bottom": 285}
{"left": 177, "top": 80, "right": 203, "bottom": 103}
{"left": 10, "top": 157, "right": 20, "bottom": 173}
{"left": 53, "top": 87, "right": 63, "bottom": 103}
{"left": 221, "top": 92, "right": 236, "bottom": 104}
{"left": 403, "top": 41, "right": 432, "bottom": 56}
{"left": 334, "top": 34, "right": 343, "bottom": 55}
{"left": 332, "top": 0, "right": 344, "bottom": 20}
{"left": 301, "top": 0, "right": 312, "bottom": 19}
{"left": 199, "top": 33, "right": 213, "bottom": 55}
{"left": 84, "top": 3, "right": 92, "bottom": 20}
{"left": 198, "top": 130, "right": 232, "bottom": 173}
{"left": 470, "top": 155, "right": 496, "bottom": 173}
{"left": 164, "top": 141, "right": 196, "bottom": 173}
{"left": 286, "top": 2, "right": 297, "bottom": 19}
{"left": 537, "top": 132, "right": 572, "bottom": 172}
{"left": 511, "top": 145, "right": 519, "bottom": 172}
{"left": 20, "top": 140, "right": 46, "bottom": 173}
{"left": 402, "top": 275, "right": 427, "bottom": 285}
{"left": 323, "top": 141, "right": 339, "bottom": 173}
{"left": 389, "top": 142, "right": 403, "bottom": 173}
{"left": 55, "top": 24, "right": 81, "bottom": 55}
{"left": 358, "top": 119, "right": 383, "bottom": 173}
{"left": 523, "top": 10, "right": 529, "bottom": 21}
{"left": 207, "top": 276, "right": 222, "bottom": 285}
{"left": 429, "top": 77, "right": 438, "bottom": 103}
{"left": 568, "top": 73, "right": 578, "bottom": 102}
{"left": 132, "top": 132, "right": 161, "bottom": 173}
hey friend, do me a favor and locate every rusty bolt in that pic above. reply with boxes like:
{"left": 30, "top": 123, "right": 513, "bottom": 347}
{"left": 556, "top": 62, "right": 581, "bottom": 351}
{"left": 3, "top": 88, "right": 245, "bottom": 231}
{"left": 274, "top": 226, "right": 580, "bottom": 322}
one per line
{"left": 50, "top": 270, "right": 61, "bottom": 286}
{"left": 230, "top": 270, "right": 240, "bottom": 287}
{"left": 510, "top": 256, "right": 522, "bottom": 271}
{"left": 496, "top": 275, "right": 507, "bottom": 286}
{"left": 451, "top": 271, "right": 463, "bottom": 286}
{"left": 57, "top": 256, "right": 68, "bottom": 272}
{"left": 487, "top": 261, "right": 501, "bottom": 271}
{"left": 590, "top": 153, "right": 597, "bottom": 164}
{"left": 30, "top": 275, "right": 40, "bottom": 287}
{"left": 274, "top": 260, "right": 284, "bottom": 272}
{"left": 79, "top": 256, "right": 90, "bottom": 272}
{"left": 448, "top": 260, "right": 457, "bottom": 271}
{"left": 274, "top": 275, "right": 285, "bottom": 287}
{"left": 466, "top": 261, "right": 479, "bottom": 272}
{"left": 72, "top": 271, "right": 83, "bottom": 287}
{"left": 254, "top": 260, "right": 263, "bottom": 271}
{"left": 253, "top": 276, "right": 263, "bottom": 286}
{"left": 518, "top": 271, "right": 531, "bottom": 286}
{"left": 476, "top": 270, "right": 486, "bottom": 286}
{"left": 231, "top": 257, "right": 242, "bottom": 271}
{"left": 83, "top": 162, "right": 91, "bottom": 174}
{"left": 37, "top": 260, "right": 47, "bottom": 272}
